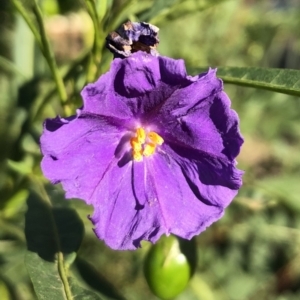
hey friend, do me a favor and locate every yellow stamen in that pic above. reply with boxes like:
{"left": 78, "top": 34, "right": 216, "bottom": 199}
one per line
{"left": 133, "top": 149, "right": 143, "bottom": 161}
{"left": 130, "top": 137, "right": 142, "bottom": 152}
{"left": 136, "top": 127, "right": 146, "bottom": 143}
{"left": 143, "top": 143, "right": 156, "bottom": 157}
{"left": 148, "top": 131, "right": 164, "bottom": 145}
{"left": 130, "top": 127, "right": 164, "bottom": 161}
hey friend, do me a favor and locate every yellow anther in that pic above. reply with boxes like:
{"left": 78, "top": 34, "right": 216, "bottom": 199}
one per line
{"left": 132, "top": 149, "right": 143, "bottom": 161}
{"left": 136, "top": 127, "right": 146, "bottom": 143}
{"left": 148, "top": 131, "right": 164, "bottom": 145}
{"left": 130, "top": 127, "right": 164, "bottom": 161}
{"left": 130, "top": 137, "right": 142, "bottom": 152}
{"left": 143, "top": 143, "right": 156, "bottom": 157}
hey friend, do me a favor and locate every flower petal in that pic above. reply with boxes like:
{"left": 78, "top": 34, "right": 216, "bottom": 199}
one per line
{"left": 152, "top": 69, "right": 243, "bottom": 160}
{"left": 81, "top": 72, "right": 134, "bottom": 119}
{"left": 165, "top": 143, "right": 243, "bottom": 205}
{"left": 81, "top": 52, "right": 192, "bottom": 120}
{"left": 112, "top": 51, "right": 188, "bottom": 94}
{"left": 144, "top": 151, "right": 232, "bottom": 239}
{"left": 90, "top": 161, "right": 166, "bottom": 250}
{"left": 40, "top": 114, "right": 127, "bottom": 203}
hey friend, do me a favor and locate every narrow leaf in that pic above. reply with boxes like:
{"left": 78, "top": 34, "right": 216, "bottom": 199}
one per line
{"left": 107, "top": 0, "right": 152, "bottom": 32}
{"left": 0, "top": 55, "right": 27, "bottom": 78}
{"left": 75, "top": 257, "right": 126, "bottom": 300}
{"left": 189, "top": 66, "right": 300, "bottom": 97}
{"left": 143, "top": 0, "right": 230, "bottom": 25}
{"left": 69, "top": 278, "right": 103, "bottom": 300}
{"left": 25, "top": 188, "right": 101, "bottom": 300}
{"left": 31, "top": 0, "right": 68, "bottom": 105}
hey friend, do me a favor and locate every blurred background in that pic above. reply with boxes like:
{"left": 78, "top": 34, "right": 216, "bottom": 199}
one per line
{"left": 1, "top": 0, "right": 300, "bottom": 299}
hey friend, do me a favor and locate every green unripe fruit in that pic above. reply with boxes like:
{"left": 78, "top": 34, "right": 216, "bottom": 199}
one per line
{"left": 144, "top": 235, "right": 197, "bottom": 300}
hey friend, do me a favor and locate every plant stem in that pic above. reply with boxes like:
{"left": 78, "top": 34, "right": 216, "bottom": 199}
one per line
{"left": 32, "top": 0, "right": 69, "bottom": 108}
{"left": 12, "top": 0, "right": 44, "bottom": 54}
{"left": 30, "top": 52, "right": 90, "bottom": 122}
{"left": 85, "top": 0, "right": 103, "bottom": 81}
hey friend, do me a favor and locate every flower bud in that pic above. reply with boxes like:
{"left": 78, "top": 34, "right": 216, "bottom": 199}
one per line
{"left": 144, "top": 235, "right": 197, "bottom": 299}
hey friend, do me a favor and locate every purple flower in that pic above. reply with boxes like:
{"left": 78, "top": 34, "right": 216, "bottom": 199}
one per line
{"left": 106, "top": 21, "right": 159, "bottom": 58}
{"left": 40, "top": 52, "right": 243, "bottom": 250}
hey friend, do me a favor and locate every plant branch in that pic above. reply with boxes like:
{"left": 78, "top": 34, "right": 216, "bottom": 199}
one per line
{"left": 32, "top": 0, "right": 69, "bottom": 108}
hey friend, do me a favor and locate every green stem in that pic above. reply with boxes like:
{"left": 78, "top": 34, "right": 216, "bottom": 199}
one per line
{"left": 0, "top": 55, "right": 27, "bottom": 78}
{"left": 85, "top": 0, "right": 103, "bottom": 81}
{"left": 107, "top": 0, "right": 135, "bottom": 32}
{"left": 85, "top": 53, "right": 96, "bottom": 83}
{"left": 0, "top": 218, "right": 25, "bottom": 242}
{"left": 32, "top": 0, "right": 68, "bottom": 106}
{"left": 57, "top": 252, "right": 73, "bottom": 300}
{"left": 30, "top": 52, "right": 90, "bottom": 122}
{"left": 11, "top": 0, "right": 44, "bottom": 54}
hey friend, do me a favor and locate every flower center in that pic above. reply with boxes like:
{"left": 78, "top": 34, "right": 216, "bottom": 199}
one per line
{"left": 130, "top": 127, "right": 164, "bottom": 161}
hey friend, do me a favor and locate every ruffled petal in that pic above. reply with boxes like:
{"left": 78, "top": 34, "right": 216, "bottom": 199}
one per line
{"left": 40, "top": 114, "right": 128, "bottom": 203}
{"left": 90, "top": 160, "right": 166, "bottom": 250}
{"left": 81, "top": 52, "right": 193, "bottom": 120}
{"left": 81, "top": 72, "right": 134, "bottom": 119}
{"left": 90, "top": 137, "right": 243, "bottom": 250}
{"left": 114, "top": 51, "right": 189, "bottom": 94}
{"left": 151, "top": 69, "right": 243, "bottom": 160}
{"left": 144, "top": 152, "right": 222, "bottom": 239}
{"left": 165, "top": 143, "right": 243, "bottom": 205}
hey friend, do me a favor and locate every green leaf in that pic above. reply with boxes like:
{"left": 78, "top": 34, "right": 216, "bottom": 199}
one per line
{"left": 139, "top": 0, "right": 179, "bottom": 23}
{"left": 69, "top": 278, "right": 103, "bottom": 300}
{"left": 0, "top": 55, "right": 28, "bottom": 79}
{"left": 107, "top": 0, "right": 153, "bottom": 32}
{"left": 189, "top": 66, "right": 300, "bottom": 97}
{"left": 25, "top": 188, "right": 101, "bottom": 299}
{"left": 256, "top": 176, "right": 300, "bottom": 212}
{"left": 189, "top": 275, "right": 215, "bottom": 300}
{"left": 96, "top": 0, "right": 108, "bottom": 21}
{"left": 0, "top": 279, "right": 11, "bottom": 300}
{"left": 140, "top": 0, "right": 230, "bottom": 25}
{"left": 74, "top": 257, "right": 126, "bottom": 300}
{"left": 2, "top": 189, "right": 29, "bottom": 218}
